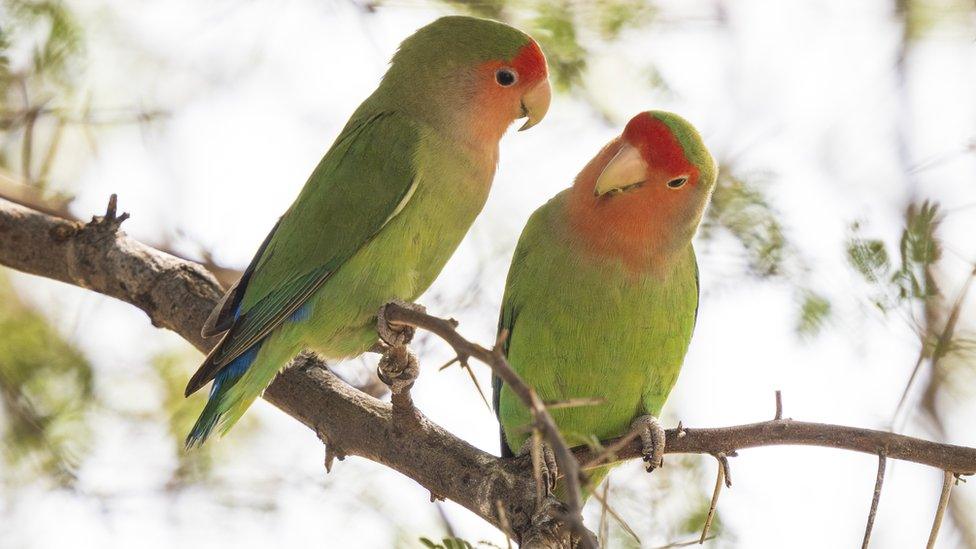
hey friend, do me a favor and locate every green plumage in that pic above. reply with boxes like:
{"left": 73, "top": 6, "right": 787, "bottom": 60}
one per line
{"left": 496, "top": 194, "right": 699, "bottom": 450}
{"left": 185, "top": 16, "right": 543, "bottom": 446}
{"left": 493, "top": 111, "right": 715, "bottom": 494}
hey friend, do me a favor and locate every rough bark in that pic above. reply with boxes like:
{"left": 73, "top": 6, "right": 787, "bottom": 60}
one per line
{"left": 2, "top": 195, "right": 976, "bottom": 547}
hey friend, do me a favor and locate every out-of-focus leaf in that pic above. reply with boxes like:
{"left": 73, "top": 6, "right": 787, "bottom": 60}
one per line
{"left": 703, "top": 170, "right": 785, "bottom": 277}
{"left": 531, "top": 2, "right": 586, "bottom": 91}
{"left": 419, "top": 537, "right": 474, "bottom": 549}
{"left": 702, "top": 167, "right": 832, "bottom": 338}
{"left": 893, "top": 201, "right": 942, "bottom": 301}
{"left": 151, "top": 350, "right": 217, "bottom": 484}
{"left": 848, "top": 201, "right": 945, "bottom": 314}
{"left": 149, "top": 347, "right": 262, "bottom": 488}
{"left": 901, "top": 0, "right": 976, "bottom": 41}
{"left": 6, "top": 0, "right": 84, "bottom": 86}
{"left": 595, "top": 0, "right": 656, "bottom": 39}
{"left": 438, "top": 0, "right": 506, "bottom": 20}
{"left": 438, "top": 0, "right": 658, "bottom": 93}
{"left": 847, "top": 233, "right": 891, "bottom": 283}
{"left": 797, "top": 291, "right": 831, "bottom": 338}
{"left": 0, "top": 271, "right": 93, "bottom": 487}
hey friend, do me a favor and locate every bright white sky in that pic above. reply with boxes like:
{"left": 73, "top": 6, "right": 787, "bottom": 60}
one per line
{"left": 5, "top": 0, "right": 976, "bottom": 547}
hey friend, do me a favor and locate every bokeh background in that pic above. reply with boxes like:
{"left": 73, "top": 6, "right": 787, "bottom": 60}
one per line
{"left": 2, "top": 0, "right": 975, "bottom": 547}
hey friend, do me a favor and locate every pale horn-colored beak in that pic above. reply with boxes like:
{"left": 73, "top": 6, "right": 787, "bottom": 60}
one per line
{"left": 517, "top": 78, "right": 552, "bottom": 131}
{"left": 594, "top": 142, "right": 648, "bottom": 196}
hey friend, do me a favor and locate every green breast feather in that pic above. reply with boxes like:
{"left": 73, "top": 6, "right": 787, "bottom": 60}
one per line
{"left": 494, "top": 191, "right": 700, "bottom": 457}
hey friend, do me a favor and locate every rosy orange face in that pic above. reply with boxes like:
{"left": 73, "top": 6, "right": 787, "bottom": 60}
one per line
{"left": 469, "top": 41, "right": 551, "bottom": 142}
{"left": 570, "top": 111, "right": 716, "bottom": 269}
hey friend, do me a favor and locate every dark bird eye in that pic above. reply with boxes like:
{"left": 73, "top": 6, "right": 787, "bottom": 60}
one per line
{"left": 495, "top": 68, "right": 517, "bottom": 87}
{"left": 667, "top": 177, "right": 688, "bottom": 189}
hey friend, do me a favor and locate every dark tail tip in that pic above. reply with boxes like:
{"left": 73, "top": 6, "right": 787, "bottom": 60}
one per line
{"left": 184, "top": 407, "right": 221, "bottom": 451}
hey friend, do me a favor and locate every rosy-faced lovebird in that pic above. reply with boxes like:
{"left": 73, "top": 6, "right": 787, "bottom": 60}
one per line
{"left": 184, "top": 16, "right": 551, "bottom": 447}
{"left": 493, "top": 111, "right": 716, "bottom": 490}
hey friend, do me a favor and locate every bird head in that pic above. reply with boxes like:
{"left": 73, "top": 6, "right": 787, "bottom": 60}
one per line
{"left": 571, "top": 111, "right": 717, "bottom": 267}
{"left": 380, "top": 16, "right": 551, "bottom": 144}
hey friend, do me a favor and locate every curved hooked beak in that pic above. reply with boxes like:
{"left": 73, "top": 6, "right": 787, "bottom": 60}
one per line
{"left": 594, "top": 143, "right": 648, "bottom": 196}
{"left": 517, "top": 78, "right": 552, "bottom": 131}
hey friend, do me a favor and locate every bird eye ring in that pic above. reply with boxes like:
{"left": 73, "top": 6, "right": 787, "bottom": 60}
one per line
{"left": 667, "top": 177, "right": 688, "bottom": 189}
{"left": 495, "top": 68, "right": 518, "bottom": 87}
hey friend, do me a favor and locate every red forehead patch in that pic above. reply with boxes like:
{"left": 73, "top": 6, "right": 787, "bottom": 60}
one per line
{"left": 623, "top": 113, "right": 691, "bottom": 174}
{"left": 511, "top": 41, "right": 547, "bottom": 84}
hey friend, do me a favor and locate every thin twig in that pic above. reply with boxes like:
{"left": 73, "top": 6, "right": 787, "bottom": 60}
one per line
{"left": 653, "top": 536, "right": 716, "bottom": 548}
{"left": 530, "top": 428, "right": 545, "bottom": 507}
{"left": 926, "top": 471, "right": 955, "bottom": 549}
{"left": 891, "top": 265, "right": 976, "bottom": 431}
{"left": 583, "top": 428, "right": 642, "bottom": 470}
{"left": 572, "top": 420, "right": 976, "bottom": 474}
{"left": 460, "top": 360, "right": 492, "bottom": 412}
{"left": 589, "top": 482, "right": 641, "bottom": 545}
{"left": 545, "top": 397, "right": 607, "bottom": 410}
{"left": 494, "top": 500, "right": 514, "bottom": 549}
{"left": 774, "top": 390, "right": 783, "bottom": 420}
{"left": 718, "top": 453, "right": 732, "bottom": 488}
{"left": 598, "top": 479, "right": 610, "bottom": 546}
{"left": 861, "top": 451, "right": 887, "bottom": 549}
{"left": 438, "top": 356, "right": 460, "bottom": 371}
{"left": 700, "top": 453, "right": 727, "bottom": 544}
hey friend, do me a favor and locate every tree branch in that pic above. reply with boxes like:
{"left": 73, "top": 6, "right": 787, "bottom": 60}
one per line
{"left": 576, "top": 419, "right": 976, "bottom": 475}
{"left": 2, "top": 195, "right": 976, "bottom": 547}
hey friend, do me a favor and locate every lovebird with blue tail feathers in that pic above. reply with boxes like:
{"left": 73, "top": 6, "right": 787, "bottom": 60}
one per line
{"left": 184, "top": 16, "right": 551, "bottom": 448}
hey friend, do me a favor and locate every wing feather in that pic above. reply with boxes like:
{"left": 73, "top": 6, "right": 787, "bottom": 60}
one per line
{"left": 185, "top": 111, "right": 421, "bottom": 396}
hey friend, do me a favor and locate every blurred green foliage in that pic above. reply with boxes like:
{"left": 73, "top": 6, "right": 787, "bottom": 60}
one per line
{"left": 901, "top": 0, "right": 976, "bottom": 40}
{"left": 847, "top": 201, "right": 944, "bottom": 314}
{"left": 0, "top": 0, "right": 239, "bottom": 496}
{"left": 152, "top": 350, "right": 219, "bottom": 484}
{"left": 149, "top": 348, "right": 263, "bottom": 488}
{"left": 703, "top": 172, "right": 785, "bottom": 278}
{"left": 0, "top": 0, "right": 85, "bottom": 188}
{"left": 419, "top": 537, "right": 477, "bottom": 549}
{"left": 438, "top": 0, "right": 655, "bottom": 91}
{"left": 0, "top": 273, "right": 92, "bottom": 488}
{"left": 703, "top": 169, "right": 832, "bottom": 337}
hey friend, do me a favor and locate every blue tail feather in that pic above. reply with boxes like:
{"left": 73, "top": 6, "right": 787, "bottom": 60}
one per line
{"left": 185, "top": 342, "right": 262, "bottom": 449}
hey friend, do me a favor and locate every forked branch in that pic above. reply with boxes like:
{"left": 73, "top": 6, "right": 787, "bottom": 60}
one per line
{"left": 2, "top": 196, "right": 976, "bottom": 548}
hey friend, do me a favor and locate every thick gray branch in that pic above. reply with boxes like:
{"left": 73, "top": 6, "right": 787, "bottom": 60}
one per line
{"left": 3, "top": 196, "right": 976, "bottom": 547}
{"left": 0, "top": 196, "right": 555, "bottom": 544}
{"left": 0, "top": 195, "right": 222, "bottom": 350}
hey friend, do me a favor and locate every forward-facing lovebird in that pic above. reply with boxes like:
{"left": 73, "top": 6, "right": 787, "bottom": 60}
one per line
{"left": 184, "top": 16, "right": 551, "bottom": 447}
{"left": 493, "top": 111, "right": 716, "bottom": 491}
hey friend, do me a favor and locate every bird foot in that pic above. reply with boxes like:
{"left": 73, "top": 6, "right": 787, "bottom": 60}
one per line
{"left": 519, "top": 436, "right": 558, "bottom": 495}
{"left": 377, "top": 344, "right": 419, "bottom": 394}
{"left": 632, "top": 414, "right": 666, "bottom": 472}
{"left": 376, "top": 299, "right": 426, "bottom": 347}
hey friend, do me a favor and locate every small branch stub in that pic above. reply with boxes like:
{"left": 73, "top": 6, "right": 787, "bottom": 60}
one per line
{"left": 90, "top": 193, "right": 130, "bottom": 231}
{"left": 316, "top": 426, "right": 346, "bottom": 474}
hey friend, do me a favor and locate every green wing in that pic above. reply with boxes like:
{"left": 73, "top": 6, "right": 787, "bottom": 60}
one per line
{"left": 493, "top": 225, "right": 533, "bottom": 458}
{"left": 186, "top": 111, "right": 420, "bottom": 395}
{"left": 493, "top": 298, "right": 518, "bottom": 457}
